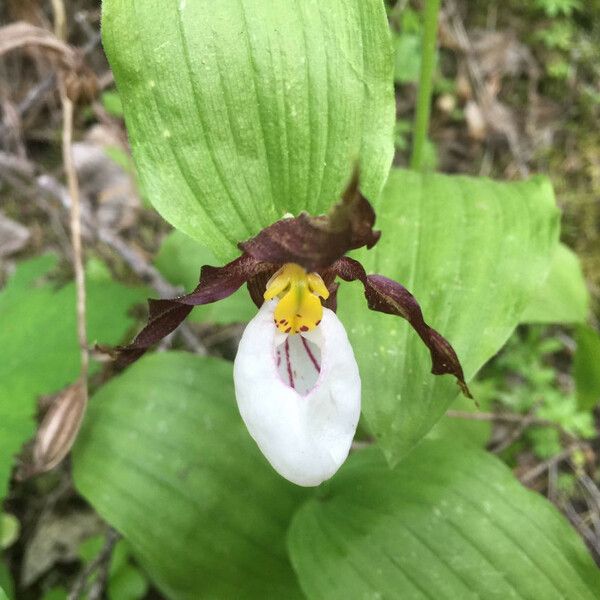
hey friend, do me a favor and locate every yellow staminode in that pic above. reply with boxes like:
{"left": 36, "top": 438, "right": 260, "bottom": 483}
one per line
{"left": 264, "top": 263, "right": 329, "bottom": 334}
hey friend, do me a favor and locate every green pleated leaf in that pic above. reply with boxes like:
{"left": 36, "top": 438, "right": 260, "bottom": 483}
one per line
{"left": 72, "top": 352, "right": 306, "bottom": 600}
{"left": 0, "top": 255, "right": 146, "bottom": 502}
{"left": 102, "top": 0, "right": 395, "bottom": 260}
{"left": 288, "top": 441, "right": 600, "bottom": 599}
{"left": 522, "top": 243, "right": 589, "bottom": 324}
{"left": 154, "top": 230, "right": 255, "bottom": 324}
{"left": 338, "top": 169, "right": 559, "bottom": 462}
{"left": 0, "top": 587, "right": 8, "bottom": 600}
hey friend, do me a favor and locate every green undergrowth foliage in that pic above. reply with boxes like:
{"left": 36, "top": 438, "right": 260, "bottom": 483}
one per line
{"left": 1, "top": 1, "right": 599, "bottom": 598}
{"left": 476, "top": 326, "right": 596, "bottom": 459}
{"left": 0, "top": 255, "right": 146, "bottom": 504}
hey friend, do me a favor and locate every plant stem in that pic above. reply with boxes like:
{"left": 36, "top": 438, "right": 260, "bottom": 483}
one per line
{"left": 51, "top": 0, "right": 67, "bottom": 40}
{"left": 52, "top": 0, "right": 89, "bottom": 385}
{"left": 410, "top": 0, "right": 441, "bottom": 171}
{"left": 60, "top": 83, "right": 89, "bottom": 384}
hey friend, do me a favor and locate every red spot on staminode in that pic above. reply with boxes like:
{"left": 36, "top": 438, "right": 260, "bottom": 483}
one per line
{"left": 315, "top": 320, "right": 321, "bottom": 326}
{"left": 300, "top": 325, "right": 309, "bottom": 332}
{"left": 296, "top": 314, "right": 302, "bottom": 318}
{"left": 285, "top": 327, "right": 291, "bottom": 333}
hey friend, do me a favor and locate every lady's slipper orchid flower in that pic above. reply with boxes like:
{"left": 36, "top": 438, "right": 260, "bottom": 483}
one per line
{"left": 234, "top": 299, "right": 361, "bottom": 486}
{"left": 116, "top": 172, "right": 470, "bottom": 486}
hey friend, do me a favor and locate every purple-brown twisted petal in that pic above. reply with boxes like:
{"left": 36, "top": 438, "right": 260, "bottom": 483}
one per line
{"left": 115, "top": 254, "right": 274, "bottom": 368}
{"left": 330, "top": 256, "right": 471, "bottom": 398}
{"left": 238, "top": 170, "right": 380, "bottom": 273}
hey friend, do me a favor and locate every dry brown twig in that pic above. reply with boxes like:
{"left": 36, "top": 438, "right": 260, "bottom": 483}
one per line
{"left": 445, "top": 409, "right": 577, "bottom": 437}
{"left": 0, "top": 24, "right": 102, "bottom": 143}
{"left": 59, "top": 81, "right": 89, "bottom": 382}
{"left": 490, "top": 407, "right": 544, "bottom": 454}
{"left": 554, "top": 458, "right": 600, "bottom": 559}
{"left": 67, "top": 527, "right": 121, "bottom": 600}
{"left": 446, "top": 408, "right": 590, "bottom": 472}
{"left": 0, "top": 150, "right": 208, "bottom": 355}
{"left": 442, "top": 0, "right": 535, "bottom": 176}
{"left": 51, "top": 0, "right": 67, "bottom": 41}
{"left": 519, "top": 443, "right": 588, "bottom": 484}
{"left": 564, "top": 500, "right": 600, "bottom": 558}
{"left": 0, "top": 22, "right": 76, "bottom": 68}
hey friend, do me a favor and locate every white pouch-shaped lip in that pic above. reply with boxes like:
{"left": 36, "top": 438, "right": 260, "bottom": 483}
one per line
{"left": 234, "top": 300, "right": 361, "bottom": 486}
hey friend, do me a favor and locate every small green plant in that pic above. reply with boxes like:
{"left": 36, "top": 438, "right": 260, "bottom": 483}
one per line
{"left": 534, "top": 0, "right": 581, "bottom": 17}
{"left": 534, "top": 20, "right": 573, "bottom": 50}
{"left": 478, "top": 326, "right": 595, "bottom": 458}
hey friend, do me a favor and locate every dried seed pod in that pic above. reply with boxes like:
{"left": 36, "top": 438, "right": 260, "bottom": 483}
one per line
{"left": 32, "top": 380, "right": 87, "bottom": 473}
